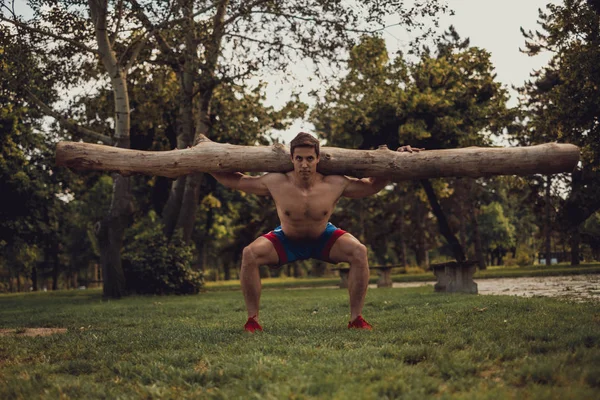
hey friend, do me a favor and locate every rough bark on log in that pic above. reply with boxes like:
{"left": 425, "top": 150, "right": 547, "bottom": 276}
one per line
{"left": 55, "top": 137, "right": 580, "bottom": 180}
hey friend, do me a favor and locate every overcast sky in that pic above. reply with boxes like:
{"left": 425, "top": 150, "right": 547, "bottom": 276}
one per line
{"left": 433, "top": 0, "right": 558, "bottom": 100}
{"left": 11, "top": 0, "right": 560, "bottom": 143}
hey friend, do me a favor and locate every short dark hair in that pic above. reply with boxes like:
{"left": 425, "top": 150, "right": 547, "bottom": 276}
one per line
{"left": 290, "top": 132, "right": 320, "bottom": 157}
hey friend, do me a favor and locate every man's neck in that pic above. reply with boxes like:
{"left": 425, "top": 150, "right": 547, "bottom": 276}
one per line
{"left": 292, "top": 171, "right": 318, "bottom": 189}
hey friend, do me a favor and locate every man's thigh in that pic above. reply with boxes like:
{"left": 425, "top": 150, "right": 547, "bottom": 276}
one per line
{"left": 328, "top": 233, "right": 364, "bottom": 264}
{"left": 246, "top": 236, "right": 281, "bottom": 266}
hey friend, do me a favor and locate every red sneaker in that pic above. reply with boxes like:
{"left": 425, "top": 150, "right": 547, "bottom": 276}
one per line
{"left": 244, "top": 316, "right": 263, "bottom": 333}
{"left": 348, "top": 315, "right": 373, "bottom": 330}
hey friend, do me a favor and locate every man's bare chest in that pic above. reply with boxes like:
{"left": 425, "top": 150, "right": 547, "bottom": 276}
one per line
{"left": 270, "top": 183, "right": 339, "bottom": 221}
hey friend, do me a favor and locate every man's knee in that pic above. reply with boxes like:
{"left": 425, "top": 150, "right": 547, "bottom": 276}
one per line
{"left": 242, "top": 245, "right": 258, "bottom": 267}
{"left": 243, "top": 240, "right": 275, "bottom": 267}
{"left": 350, "top": 243, "right": 368, "bottom": 264}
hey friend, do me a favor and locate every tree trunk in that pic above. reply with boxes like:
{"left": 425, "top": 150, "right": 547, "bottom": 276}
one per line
{"left": 51, "top": 240, "right": 59, "bottom": 290}
{"left": 176, "top": 173, "right": 203, "bottom": 242}
{"left": 421, "top": 179, "right": 466, "bottom": 263}
{"left": 31, "top": 266, "right": 38, "bottom": 291}
{"left": 162, "top": 25, "right": 196, "bottom": 238}
{"left": 162, "top": 176, "right": 188, "bottom": 239}
{"left": 415, "top": 201, "right": 428, "bottom": 268}
{"left": 200, "top": 207, "right": 214, "bottom": 271}
{"left": 545, "top": 175, "right": 552, "bottom": 264}
{"left": 88, "top": 0, "right": 133, "bottom": 299}
{"left": 159, "top": 1, "right": 228, "bottom": 245}
{"left": 459, "top": 217, "right": 467, "bottom": 254}
{"left": 471, "top": 206, "right": 487, "bottom": 270}
{"left": 56, "top": 141, "right": 580, "bottom": 181}
{"left": 558, "top": 170, "right": 600, "bottom": 236}
{"left": 312, "top": 261, "right": 327, "bottom": 277}
{"left": 169, "top": 1, "right": 228, "bottom": 243}
{"left": 72, "top": 271, "right": 78, "bottom": 288}
{"left": 398, "top": 201, "right": 408, "bottom": 267}
{"left": 570, "top": 227, "right": 581, "bottom": 266}
{"left": 97, "top": 198, "right": 127, "bottom": 298}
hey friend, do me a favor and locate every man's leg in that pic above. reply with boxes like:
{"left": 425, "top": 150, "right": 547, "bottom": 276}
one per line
{"left": 240, "top": 237, "right": 279, "bottom": 319}
{"left": 328, "top": 234, "right": 369, "bottom": 321}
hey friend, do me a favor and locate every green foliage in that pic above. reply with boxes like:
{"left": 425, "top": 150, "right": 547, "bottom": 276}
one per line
{"left": 520, "top": 0, "right": 600, "bottom": 167}
{"left": 519, "top": 0, "right": 600, "bottom": 229}
{"left": 581, "top": 212, "right": 600, "bottom": 259}
{"left": 516, "top": 250, "right": 533, "bottom": 268}
{"left": 311, "top": 31, "right": 512, "bottom": 265}
{"left": 61, "top": 175, "right": 113, "bottom": 271}
{"left": 478, "top": 202, "right": 516, "bottom": 249}
{"left": 312, "top": 28, "right": 512, "bottom": 151}
{"left": 122, "top": 212, "right": 203, "bottom": 295}
{"left": 0, "top": 77, "right": 75, "bottom": 285}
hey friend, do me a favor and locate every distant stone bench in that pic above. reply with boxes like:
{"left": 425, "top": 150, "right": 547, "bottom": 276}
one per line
{"left": 430, "top": 261, "right": 478, "bottom": 294}
{"left": 331, "top": 265, "right": 400, "bottom": 289}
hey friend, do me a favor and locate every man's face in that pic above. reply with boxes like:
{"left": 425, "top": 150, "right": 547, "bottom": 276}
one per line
{"left": 291, "top": 146, "right": 319, "bottom": 179}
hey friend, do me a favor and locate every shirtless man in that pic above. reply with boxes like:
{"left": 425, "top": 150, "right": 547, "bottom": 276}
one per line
{"left": 211, "top": 132, "right": 420, "bottom": 332}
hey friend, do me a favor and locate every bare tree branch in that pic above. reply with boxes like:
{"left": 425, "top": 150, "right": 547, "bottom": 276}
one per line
{"left": 128, "top": 0, "right": 180, "bottom": 70}
{"left": 224, "top": 32, "right": 305, "bottom": 53}
{"left": 110, "top": 0, "right": 124, "bottom": 47}
{"left": 231, "top": 10, "right": 395, "bottom": 34}
{"left": 153, "top": 0, "right": 221, "bottom": 29}
{"left": 197, "top": 67, "right": 254, "bottom": 95}
{"left": 221, "top": 0, "right": 272, "bottom": 25}
{"left": 89, "top": 0, "right": 132, "bottom": 144}
{"left": 0, "top": 16, "right": 99, "bottom": 55}
{"left": 24, "top": 88, "right": 114, "bottom": 145}
{"left": 123, "top": 33, "right": 149, "bottom": 71}
{"left": 204, "top": 0, "right": 228, "bottom": 72}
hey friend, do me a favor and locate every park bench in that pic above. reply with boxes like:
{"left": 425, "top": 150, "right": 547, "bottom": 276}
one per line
{"left": 331, "top": 265, "right": 400, "bottom": 288}
{"left": 430, "top": 261, "right": 478, "bottom": 294}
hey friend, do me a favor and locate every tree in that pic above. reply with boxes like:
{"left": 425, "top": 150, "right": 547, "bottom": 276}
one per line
{"left": 0, "top": 71, "right": 73, "bottom": 291}
{"left": 127, "top": 0, "right": 449, "bottom": 248}
{"left": 581, "top": 212, "right": 600, "bottom": 261}
{"left": 1, "top": 0, "right": 164, "bottom": 297}
{"left": 312, "top": 29, "right": 513, "bottom": 265}
{"left": 519, "top": 0, "right": 600, "bottom": 264}
{"left": 477, "top": 202, "right": 516, "bottom": 266}
{"left": 3, "top": 0, "right": 448, "bottom": 291}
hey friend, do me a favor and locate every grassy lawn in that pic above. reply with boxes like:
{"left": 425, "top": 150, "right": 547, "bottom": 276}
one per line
{"left": 1, "top": 286, "right": 599, "bottom": 399}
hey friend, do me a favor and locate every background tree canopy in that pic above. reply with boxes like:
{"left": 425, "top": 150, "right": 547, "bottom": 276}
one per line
{"left": 1, "top": 0, "right": 599, "bottom": 294}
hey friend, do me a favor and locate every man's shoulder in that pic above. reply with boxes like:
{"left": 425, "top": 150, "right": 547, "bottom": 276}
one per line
{"left": 323, "top": 174, "right": 350, "bottom": 185}
{"left": 262, "top": 172, "right": 289, "bottom": 183}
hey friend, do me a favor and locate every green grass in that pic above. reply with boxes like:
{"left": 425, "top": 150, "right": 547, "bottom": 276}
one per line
{"left": 204, "top": 263, "right": 600, "bottom": 291}
{"left": 1, "top": 286, "right": 599, "bottom": 399}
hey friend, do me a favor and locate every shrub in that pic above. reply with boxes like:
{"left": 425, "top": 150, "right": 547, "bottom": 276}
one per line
{"left": 516, "top": 251, "right": 533, "bottom": 267}
{"left": 122, "top": 212, "right": 203, "bottom": 295}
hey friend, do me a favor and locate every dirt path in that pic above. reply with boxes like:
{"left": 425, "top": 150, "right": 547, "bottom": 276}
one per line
{"left": 389, "top": 274, "right": 600, "bottom": 302}
{"left": 0, "top": 328, "right": 67, "bottom": 337}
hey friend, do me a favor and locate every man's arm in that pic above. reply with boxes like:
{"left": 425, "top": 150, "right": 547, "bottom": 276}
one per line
{"left": 211, "top": 172, "right": 270, "bottom": 196}
{"left": 341, "top": 145, "right": 424, "bottom": 199}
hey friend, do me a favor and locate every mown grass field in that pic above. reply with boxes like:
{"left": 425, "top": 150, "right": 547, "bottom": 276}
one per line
{"left": 1, "top": 283, "right": 599, "bottom": 399}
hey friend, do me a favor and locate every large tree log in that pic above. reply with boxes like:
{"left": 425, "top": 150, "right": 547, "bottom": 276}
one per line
{"left": 55, "top": 136, "right": 580, "bottom": 180}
